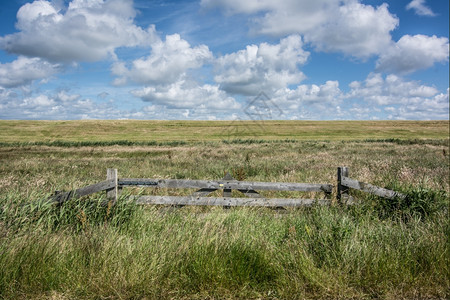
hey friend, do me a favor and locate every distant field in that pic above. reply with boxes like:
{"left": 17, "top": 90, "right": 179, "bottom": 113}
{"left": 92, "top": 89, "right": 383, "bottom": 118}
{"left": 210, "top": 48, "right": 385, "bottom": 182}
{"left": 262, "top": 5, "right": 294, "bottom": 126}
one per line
{"left": 0, "top": 120, "right": 448, "bottom": 143}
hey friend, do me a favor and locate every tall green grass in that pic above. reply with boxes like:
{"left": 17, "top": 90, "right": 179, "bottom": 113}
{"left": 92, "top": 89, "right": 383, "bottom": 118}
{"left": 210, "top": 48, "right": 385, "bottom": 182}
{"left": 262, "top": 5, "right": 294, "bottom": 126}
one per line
{"left": 0, "top": 188, "right": 448, "bottom": 299}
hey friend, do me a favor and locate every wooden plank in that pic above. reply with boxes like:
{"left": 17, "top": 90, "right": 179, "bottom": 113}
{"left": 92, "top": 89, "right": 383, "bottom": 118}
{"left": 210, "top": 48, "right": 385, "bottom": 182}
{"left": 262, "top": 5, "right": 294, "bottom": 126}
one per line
{"left": 73, "top": 179, "right": 117, "bottom": 197}
{"left": 134, "top": 195, "right": 330, "bottom": 207}
{"left": 222, "top": 173, "right": 233, "bottom": 199}
{"left": 50, "top": 191, "right": 73, "bottom": 204}
{"left": 341, "top": 176, "right": 405, "bottom": 199}
{"left": 118, "top": 179, "right": 158, "bottom": 186}
{"left": 119, "top": 178, "right": 332, "bottom": 193}
{"left": 239, "top": 189, "right": 262, "bottom": 198}
{"left": 337, "top": 167, "right": 349, "bottom": 203}
{"left": 50, "top": 179, "right": 116, "bottom": 203}
{"left": 106, "top": 168, "right": 118, "bottom": 203}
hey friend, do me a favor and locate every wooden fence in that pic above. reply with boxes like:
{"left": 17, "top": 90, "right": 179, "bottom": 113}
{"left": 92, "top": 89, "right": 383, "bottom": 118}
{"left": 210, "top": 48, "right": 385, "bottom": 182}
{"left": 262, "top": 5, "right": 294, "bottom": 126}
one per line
{"left": 50, "top": 167, "right": 405, "bottom": 207}
{"left": 337, "top": 167, "right": 405, "bottom": 203}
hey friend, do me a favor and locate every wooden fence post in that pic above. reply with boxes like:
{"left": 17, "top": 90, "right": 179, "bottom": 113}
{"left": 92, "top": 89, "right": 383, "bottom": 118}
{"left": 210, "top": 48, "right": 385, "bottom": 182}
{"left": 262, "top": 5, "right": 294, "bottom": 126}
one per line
{"left": 106, "top": 168, "right": 119, "bottom": 204}
{"left": 222, "top": 172, "right": 234, "bottom": 209}
{"left": 337, "top": 167, "right": 349, "bottom": 204}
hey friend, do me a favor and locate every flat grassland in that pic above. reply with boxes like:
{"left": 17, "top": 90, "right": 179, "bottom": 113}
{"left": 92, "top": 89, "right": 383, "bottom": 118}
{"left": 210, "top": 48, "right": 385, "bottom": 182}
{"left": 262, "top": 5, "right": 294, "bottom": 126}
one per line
{"left": 0, "top": 120, "right": 448, "bottom": 142}
{"left": 0, "top": 120, "right": 449, "bottom": 299}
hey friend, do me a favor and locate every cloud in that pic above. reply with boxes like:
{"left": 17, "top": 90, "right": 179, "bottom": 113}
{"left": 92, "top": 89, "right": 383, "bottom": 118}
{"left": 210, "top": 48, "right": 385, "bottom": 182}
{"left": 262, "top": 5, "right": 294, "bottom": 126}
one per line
{"left": 304, "top": 2, "right": 398, "bottom": 58}
{"left": 406, "top": 0, "right": 436, "bottom": 16}
{"left": 0, "top": 89, "right": 161, "bottom": 120}
{"left": 111, "top": 33, "right": 229, "bottom": 112}
{"left": 214, "top": 35, "right": 309, "bottom": 95}
{"left": 274, "top": 81, "right": 342, "bottom": 105}
{"left": 388, "top": 89, "right": 449, "bottom": 120}
{"left": 268, "top": 80, "right": 343, "bottom": 119}
{"left": 347, "top": 73, "right": 448, "bottom": 119}
{"left": 112, "top": 34, "right": 212, "bottom": 85}
{"left": 131, "top": 79, "right": 240, "bottom": 110}
{"left": 0, "top": 89, "right": 106, "bottom": 119}
{"left": 1, "top": 87, "right": 234, "bottom": 120}
{"left": 202, "top": 0, "right": 398, "bottom": 59}
{"left": 0, "top": 0, "right": 157, "bottom": 63}
{"left": 376, "top": 35, "right": 449, "bottom": 74}
{"left": 0, "top": 56, "right": 61, "bottom": 88}
{"left": 348, "top": 73, "right": 439, "bottom": 105}
{"left": 200, "top": 0, "right": 275, "bottom": 14}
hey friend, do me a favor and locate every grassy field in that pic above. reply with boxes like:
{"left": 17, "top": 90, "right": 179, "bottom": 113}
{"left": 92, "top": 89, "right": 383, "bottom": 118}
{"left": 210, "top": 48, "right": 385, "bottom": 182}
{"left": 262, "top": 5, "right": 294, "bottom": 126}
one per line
{"left": 0, "top": 120, "right": 449, "bottom": 299}
{"left": 0, "top": 120, "right": 448, "bottom": 143}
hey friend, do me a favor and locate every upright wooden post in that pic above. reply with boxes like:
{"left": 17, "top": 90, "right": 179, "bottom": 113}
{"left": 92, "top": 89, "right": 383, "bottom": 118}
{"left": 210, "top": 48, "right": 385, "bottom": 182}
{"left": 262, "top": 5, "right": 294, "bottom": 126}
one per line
{"left": 337, "top": 167, "right": 349, "bottom": 204}
{"left": 106, "top": 168, "right": 119, "bottom": 204}
{"left": 222, "top": 172, "right": 234, "bottom": 209}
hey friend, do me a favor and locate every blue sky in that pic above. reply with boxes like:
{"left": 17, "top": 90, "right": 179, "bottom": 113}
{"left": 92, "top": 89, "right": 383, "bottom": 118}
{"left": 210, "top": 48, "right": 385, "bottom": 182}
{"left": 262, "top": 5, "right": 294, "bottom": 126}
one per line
{"left": 0, "top": 0, "right": 448, "bottom": 120}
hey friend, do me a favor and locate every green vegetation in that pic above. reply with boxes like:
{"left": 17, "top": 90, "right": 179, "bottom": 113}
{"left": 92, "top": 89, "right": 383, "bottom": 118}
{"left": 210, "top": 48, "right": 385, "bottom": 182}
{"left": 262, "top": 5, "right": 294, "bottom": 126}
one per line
{"left": 0, "top": 121, "right": 449, "bottom": 299}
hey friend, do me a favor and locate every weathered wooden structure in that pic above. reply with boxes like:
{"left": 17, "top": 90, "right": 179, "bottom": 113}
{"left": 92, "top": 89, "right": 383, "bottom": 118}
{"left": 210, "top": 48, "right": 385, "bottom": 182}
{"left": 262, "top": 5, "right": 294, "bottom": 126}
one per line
{"left": 50, "top": 167, "right": 405, "bottom": 207}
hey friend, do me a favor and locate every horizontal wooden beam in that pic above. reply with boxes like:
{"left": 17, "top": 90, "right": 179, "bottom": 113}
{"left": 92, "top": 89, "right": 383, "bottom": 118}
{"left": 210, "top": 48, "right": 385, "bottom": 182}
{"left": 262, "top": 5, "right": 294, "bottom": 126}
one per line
{"left": 73, "top": 179, "right": 117, "bottom": 197}
{"left": 341, "top": 176, "right": 405, "bottom": 199}
{"left": 119, "top": 178, "right": 332, "bottom": 193}
{"left": 134, "top": 195, "right": 330, "bottom": 207}
{"left": 50, "top": 179, "right": 116, "bottom": 203}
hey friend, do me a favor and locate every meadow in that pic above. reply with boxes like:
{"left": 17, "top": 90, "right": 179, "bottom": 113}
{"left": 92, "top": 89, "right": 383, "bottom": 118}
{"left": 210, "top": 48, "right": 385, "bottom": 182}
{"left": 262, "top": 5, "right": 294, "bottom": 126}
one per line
{"left": 0, "top": 120, "right": 449, "bottom": 299}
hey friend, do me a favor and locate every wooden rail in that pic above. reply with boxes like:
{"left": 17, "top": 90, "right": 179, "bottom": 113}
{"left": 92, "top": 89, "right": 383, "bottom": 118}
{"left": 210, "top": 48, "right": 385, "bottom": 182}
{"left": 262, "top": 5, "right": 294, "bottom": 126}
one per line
{"left": 337, "top": 166, "right": 405, "bottom": 203}
{"left": 134, "top": 196, "right": 329, "bottom": 207}
{"left": 49, "top": 167, "right": 406, "bottom": 207}
{"left": 118, "top": 179, "right": 333, "bottom": 193}
{"left": 50, "top": 179, "right": 116, "bottom": 204}
{"left": 116, "top": 170, "right": 332, "bottom": 207}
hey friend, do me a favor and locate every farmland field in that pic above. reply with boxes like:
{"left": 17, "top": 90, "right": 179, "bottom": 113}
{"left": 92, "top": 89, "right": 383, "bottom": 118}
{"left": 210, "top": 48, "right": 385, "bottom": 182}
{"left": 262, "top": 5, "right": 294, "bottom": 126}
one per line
{"left": 0, "top": 120, "right": 449, "bottom": 299}
{"left": 0, "top": 120, "right": 448, "bottom": 143}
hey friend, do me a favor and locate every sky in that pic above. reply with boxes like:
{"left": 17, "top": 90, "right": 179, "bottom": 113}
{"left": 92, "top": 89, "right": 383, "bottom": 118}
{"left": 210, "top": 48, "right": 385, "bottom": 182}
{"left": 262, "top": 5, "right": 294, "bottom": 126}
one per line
{"left": 0, "top": 0, "right": 448, "bottom": 120}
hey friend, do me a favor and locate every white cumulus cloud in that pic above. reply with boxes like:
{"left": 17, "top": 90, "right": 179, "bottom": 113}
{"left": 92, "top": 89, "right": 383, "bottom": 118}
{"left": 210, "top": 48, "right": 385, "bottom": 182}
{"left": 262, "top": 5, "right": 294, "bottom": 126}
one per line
{"left": 376, "top": 34, "right": 449, "bottom": 74}
{"left": 268, "top": 80, "right": 343, "bottom": 119}
{"left": 406, "top": 0, "right": 436, "bottom": 16}
{"left": 214, "top": 35, "right": 309, "bottom": 95}
{"left": 348, "top": 73, "right": 439, "bottom": 105}
{"left": 112, "top": 34, "right": 212, "bottom": 85}
{"left": 274, "top": 81, "right": 342, "bottom": 105}
{"left": 347, "top": 73, "right": 448, "bottom": 119}
{"left": 131, "top": 79, "right": 240, "bottom": 110}
{"left": 0, "top": 0, "right": 157, "bottom": 63}
{"left": 0, "top": 56, "right": 61, "bottom": 88}
{"left": 202, "top": 0, "right": 399, "bottom": 59}
{"left": 0, "top": 89, "right": 122, "bottom": 119}
{"left": 304, "top": 2, "right": 398, "bottom": 58}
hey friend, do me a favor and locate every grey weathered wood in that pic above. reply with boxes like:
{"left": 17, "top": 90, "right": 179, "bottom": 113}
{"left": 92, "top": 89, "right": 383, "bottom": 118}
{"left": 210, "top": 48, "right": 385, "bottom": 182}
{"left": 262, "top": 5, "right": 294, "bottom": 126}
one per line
{"left": 222, "top": 173, "right": 233, "bottom": 198}
{"left": 337, "top": 167, "right": 349, "bottom": 203}
{"left": 118, "top": 178, "right": 332, "bottom": 193}
{"left": 222, "top": 173, "right": 233, "bottom": 210}
{"left": 50, "top": 179, "right": 116, "bottom": 203}
{"left": 118, "top": 179, "right": 158, "bottom": 186}
{"left": 50, "top": 191, "right": 73, "bottom": 204}
{"left": 106, "top": 168, "right": 118, "bottom": 203}
{"left": 341, "top": 176, "right": 405, "bottom": 199}
{"left": 239, "top": 189, "right": 262, "bottom": 198}
{"left": 74, "top": 179, "right": 116, "bottom": 197}
{"left": 135, "top": 195, "right": 330, "bottom": 207}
